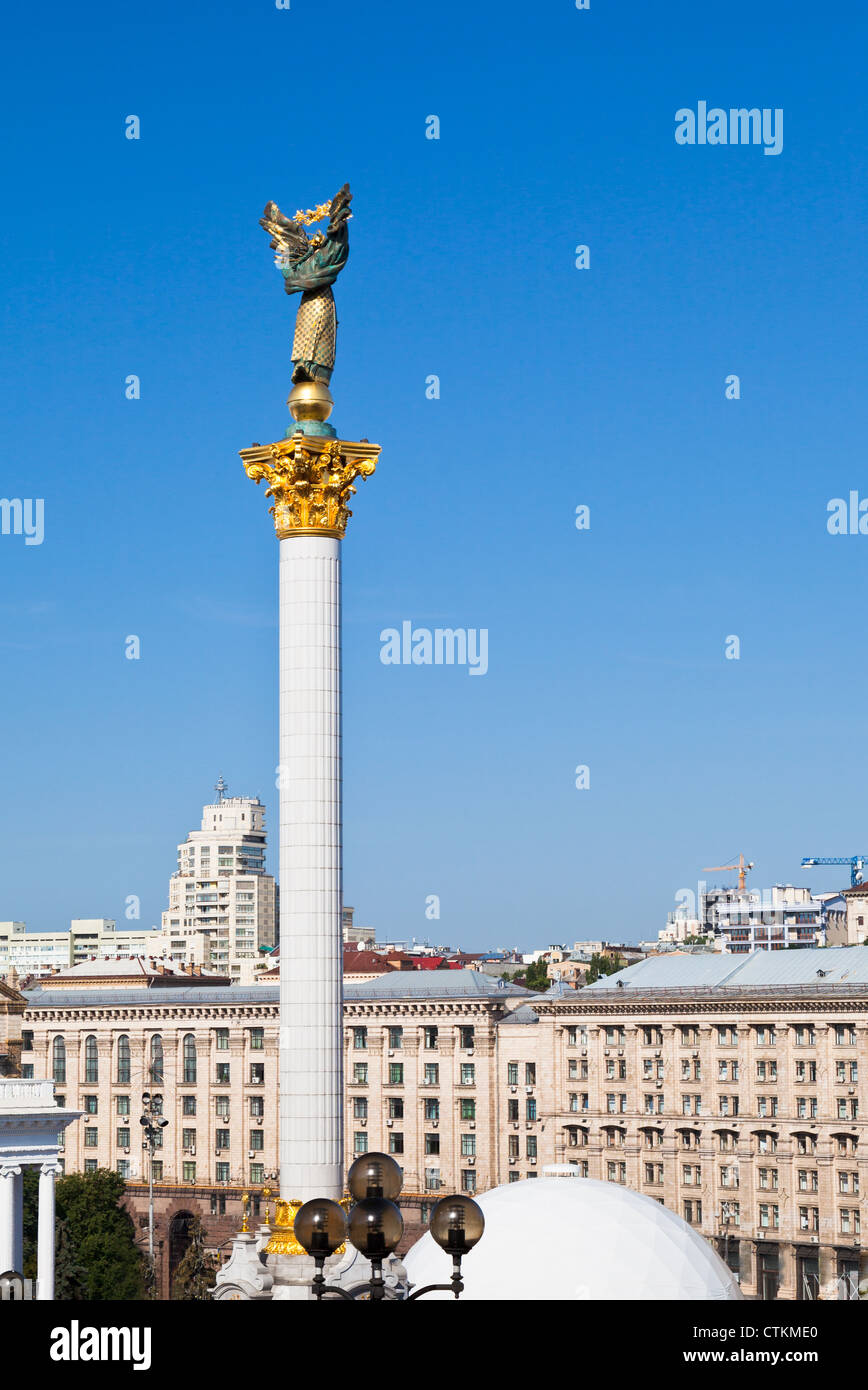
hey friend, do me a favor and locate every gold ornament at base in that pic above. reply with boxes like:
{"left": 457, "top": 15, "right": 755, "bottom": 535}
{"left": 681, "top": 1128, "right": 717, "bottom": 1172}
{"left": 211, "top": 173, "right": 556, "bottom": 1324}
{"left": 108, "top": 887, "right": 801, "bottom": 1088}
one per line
{"left": 265, "top": 1199, "right": 305, "bottom": 1256}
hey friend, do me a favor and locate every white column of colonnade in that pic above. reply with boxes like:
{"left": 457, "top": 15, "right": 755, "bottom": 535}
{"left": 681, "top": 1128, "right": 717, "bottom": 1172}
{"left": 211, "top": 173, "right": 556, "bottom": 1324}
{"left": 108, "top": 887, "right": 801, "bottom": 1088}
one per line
{"left": 35, "top": 1163, "right": 58, "bottom": 1300}
{"left": 0, "top": 1165, "right": 21, "bottom": 1272}
{"left": 278, "top": 534, "right": 344, "bottom": 1202}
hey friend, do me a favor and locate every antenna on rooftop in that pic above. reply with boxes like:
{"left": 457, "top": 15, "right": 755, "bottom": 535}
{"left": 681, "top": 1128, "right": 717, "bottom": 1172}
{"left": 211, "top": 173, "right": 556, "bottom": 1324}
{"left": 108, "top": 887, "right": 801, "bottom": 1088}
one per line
{"left": 215, "top": 773, "right": 229, "bottom": 803}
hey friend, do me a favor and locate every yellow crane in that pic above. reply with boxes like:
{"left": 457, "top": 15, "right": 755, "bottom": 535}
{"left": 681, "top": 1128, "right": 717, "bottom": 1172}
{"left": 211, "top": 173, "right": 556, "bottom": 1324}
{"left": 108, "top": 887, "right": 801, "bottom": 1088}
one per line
{"left": 703, "top": 852, "right": 754, "bottom": 893}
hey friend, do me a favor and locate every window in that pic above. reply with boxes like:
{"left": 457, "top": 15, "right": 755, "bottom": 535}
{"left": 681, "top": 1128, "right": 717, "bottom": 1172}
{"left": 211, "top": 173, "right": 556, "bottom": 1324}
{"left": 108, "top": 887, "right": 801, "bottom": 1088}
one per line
{"left": 460, "top": 1026, "right": 474, "bottom": 1049}
{"left": 149, "top": 1035, "right": 164, "bottom": 1084}
{"left": 758, "top": 1203, "right": 779, "bottom": 1229}
{"left": 215, "top": 1127, "right": 231, "bottom": 1148}
{"left": 460, "top": 1064, "right": 475, "bottom": 1086}
{"left": 424, "top": 1063, "right": 439, "bottom": 1086}
{"left": 389, "top": 1097, "right": 404, "bottom": 1120}
{"left": 424, "top": 1168, "right": 442, "bottom": 1191}
{"left": 605, "top": 1028, "right": 625, "bottom": 1045}
{"left": 508, "top": 1170, "right": 521, "bottom": 1183}
{"left": 680, "top": 1027, "right": 699, "bottom": 1045}
{"left": 758, "top": 1168, "right": 779, "bottom": 1190}
{"left": 797, "top": 1169, "right": 818, "bottom": 1192}
{"left": 151, "top": 1161, "right": 163, "bottom": 1181}
{"left": 116, "top": 1095, "right": 130, "bottom": 1116}
{"left": 84, "top": 1159, "right": 97, "bottom": 1173}
{"left": 507, "top": 1063, "right": 519, "bottom": 1085}
{"left": 525, "top": 1063, "right": 536, "bottom": 1086}
{"left": 216, "top": 1063, "right": 230, "bottom": 1084}
{"left": 841, "top": 1208, "right": 861, "bottom": 1235}
{"left": 461, "top": 1170, "right": 477, "bottom": 1193}
{"left": 461, "top": 1134, "right": 477, "bottom": 1157}
{"left": 799, "top": 1207, "right": 820, "bottom": 1233}
{"left": 249, "top": 1063, "right": 265, "bottom": 1085}
{"left": 834, "top": 1025, "right": 857, "bottom": 1046}
{"left": 249, "top": 1131, "right": 264, "bottom": 1151}
{"left": 182, "top": 1128, "right": 196, "bottom": 1149}
{"left": 21, "top": 1030, "right": 33, "bottom": 1052}
{"left": 508, "top": 1099, "right": 519, "bottom": 1121}
{"left": 526, "top": 1135, "right": 537, "bottom": 1159}
{"left": 717, "top": 1026, "right": 737, "bottom": 1045}
{"left": 354, "top": 1132, "right": 368, "bottom": 1155}
{"left": 682, "top": 1200, "right": 702, "bottom": 1225}
{"left": 353, "top": 1027, "right": 367, "bottom": 1050}
{"left": 183, "top": 1162, "right": 197, "bottom": 1182}
{"left": 183, "top": 1034, "right": 197, "bottom": 1083}
{"left": 424, "top": 1098, "right": 439, "bottom": 1121}
{"left": 754, "top": 1026, "right": 776, "bottom": 1046}
{"left": 250, "top": 1096, "right": 264, "bottom": 1117}
{"left": 117, "top": 1034, "right": 131, "bottom": 1085}
{"left": 116, "top": 1160, "right": 130, "bottom": 1179}
{"left": 353, "top": 1063, "right": 368, "bottom": 1084}
{"left": 526, "top": 1098, "right": 537, "bottom": 1121}
{"left": 424, "top": 1027, "right": 439, "bottom": 1050}
{"left": 839, "top": 1171, "right": 859, "bottom": 1195}
{"left": 216, "top": 1028, "right": 229, "bottom": 1050}
{"left": 425, "top": 1133, "right": 440, "bottom": 1155}
{"left": 509, "top": 1135, "right": 520, "bottom": 1157}
{"left": 388, "top": 1027, "right": 403, "bottom": 1050}
{"left": 389, "top": 1132, "right": 404, "bottom": 1155}
{"left": 250, "top": 1164, "right": 264, "bottom": 1185}
{"left": 642, "top": 1026, "right": 663, "bottom": 1047}
{"left": 215, "top": 1096, "right": 229, "bottom": 1117}
{"left": 460, "top": 1098, "right": 476, "bottom": 1121}
{"left": 353, "top": 1097, "right": 368, "bottom": 1119}
{"left": 84, "top": 1128, "right": 98, "bottom": 1148}
{"left": 389, "top": 1063, "right": 404, "bottom": 1085}
{"left": 216, "top": 1163, "right": 230, "bottom": 1183}
{"left": 84, "top": 1034, "right": 99, "bottom": 1084}
{"left": 84, "top": 1095, "right": 98, "bottom": 1115}
{"left": 117, "top": 1127, "right": 131, "bottom": 1148}
{"left": 249, "top": 1028, "right": 264, "bottom": 1050}
{"left": 793, "top": 1025, "right": 815, "bottom": 1046}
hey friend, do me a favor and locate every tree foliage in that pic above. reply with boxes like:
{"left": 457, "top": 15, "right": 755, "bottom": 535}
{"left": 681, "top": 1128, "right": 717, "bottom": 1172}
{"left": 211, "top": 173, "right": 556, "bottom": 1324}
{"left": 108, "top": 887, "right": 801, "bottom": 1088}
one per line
{"left": 172, "top": 1215, "right": 217, "bottom": 1300}
{"left": 585, "top": 952, "right": 623, "bottom": 984}
{"left": 22, "top": 1166, "right": 144, "bottom": 1300}
{"left": 522, "top": 958, "right": 551, "bottom": 991}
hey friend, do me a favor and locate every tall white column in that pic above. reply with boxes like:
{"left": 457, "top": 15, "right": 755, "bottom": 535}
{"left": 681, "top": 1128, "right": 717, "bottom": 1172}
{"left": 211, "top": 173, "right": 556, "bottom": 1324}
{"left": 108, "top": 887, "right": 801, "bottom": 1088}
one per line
{"left": 36, "top": 1163, "right": 58, "bottom": 1301}
{"left": 278, "top": 535, "right": 343, "bottom": 1202}
{"left": 0, "top": 1165, "right": 22, "bottom": 1272}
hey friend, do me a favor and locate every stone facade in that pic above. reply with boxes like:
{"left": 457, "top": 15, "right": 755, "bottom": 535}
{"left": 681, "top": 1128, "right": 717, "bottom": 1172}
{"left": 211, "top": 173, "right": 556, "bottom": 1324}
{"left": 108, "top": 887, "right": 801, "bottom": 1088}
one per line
{"left": 20, "top": 968, "right": 868, "bottom": 1299}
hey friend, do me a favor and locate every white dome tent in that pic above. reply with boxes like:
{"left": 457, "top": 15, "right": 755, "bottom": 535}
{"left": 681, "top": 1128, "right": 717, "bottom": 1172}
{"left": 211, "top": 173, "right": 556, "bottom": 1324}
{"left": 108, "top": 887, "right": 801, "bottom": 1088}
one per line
{"left": 404, "top": 1176, "right": 743, "bottom": 1301}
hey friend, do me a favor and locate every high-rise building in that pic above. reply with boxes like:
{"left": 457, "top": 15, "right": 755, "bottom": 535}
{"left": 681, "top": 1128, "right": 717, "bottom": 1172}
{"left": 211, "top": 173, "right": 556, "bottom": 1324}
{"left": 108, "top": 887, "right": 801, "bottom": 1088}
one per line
{"left": 0, "top": 920, "right": 165, "bottom": 979}
{"left": 158, "top": 784, "right": 277, "bottom": 984}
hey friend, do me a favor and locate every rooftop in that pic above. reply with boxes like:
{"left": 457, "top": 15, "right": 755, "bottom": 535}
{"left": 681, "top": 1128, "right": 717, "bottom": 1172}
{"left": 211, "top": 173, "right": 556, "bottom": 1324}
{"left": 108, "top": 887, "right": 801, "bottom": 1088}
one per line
{"left": 584, "top": 944, "right": 868, "bottom": 993}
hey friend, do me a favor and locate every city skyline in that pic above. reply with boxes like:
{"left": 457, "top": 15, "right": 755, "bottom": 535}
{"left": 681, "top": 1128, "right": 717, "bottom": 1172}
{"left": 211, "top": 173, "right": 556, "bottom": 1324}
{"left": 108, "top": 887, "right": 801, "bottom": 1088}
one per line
{"left": 3, "top": 0, "right": 867, "bottom": 948}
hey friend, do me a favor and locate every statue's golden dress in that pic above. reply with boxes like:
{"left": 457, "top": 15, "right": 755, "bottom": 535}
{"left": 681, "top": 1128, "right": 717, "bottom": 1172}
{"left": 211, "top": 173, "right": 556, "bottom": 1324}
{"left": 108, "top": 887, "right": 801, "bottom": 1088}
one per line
{"left": 292, "top": 285, "right": 337, "bottom": 376}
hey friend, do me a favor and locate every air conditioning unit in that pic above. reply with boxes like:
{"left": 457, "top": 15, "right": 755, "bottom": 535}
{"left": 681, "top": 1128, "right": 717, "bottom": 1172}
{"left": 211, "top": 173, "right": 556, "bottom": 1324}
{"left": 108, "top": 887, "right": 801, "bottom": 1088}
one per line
{"left": 255, "top": 1116, "right": 263, "bottom": 1125}
{"left": 509, "top": 1156, "right": 517, "bottom": 1165}
{"left": 248, "top": 1150, "right": 255, "bottom": 1159}
{"left": 469, "top": 1121, "right": 476, "bottom": 1130}
{"left": 467, "top": 1049, "right": 474, "bottom": 1057}
{"left": 510, "top": 1085, "right": 517, "bottom": 1093}
{"left": 360, "top": 1118, "right": 367, "bottom": 1127}
{"left": 467, "top": 1156, "right": 475, "bottom": 1165}
{"left": 692, "top": 1050, "right": 699, "bottom": 1058}
{"left": 215, "top": 1148, "right": 223, "bottom": 1155}
{"left": 655, "top": 1081, "right": 662, "bottom": 1089}
{"left": 432, "top": 1120, "right": 439, "bottom": 1128}
{"left": 386, "top": 1119, "right": 393, "bottom": 1128}
{"left": 512, "top": 1122, "right": 519, "bottom": 1129}
{"left": 617, "top": 1049, "right": 624, "bottom": 1057}
{"left": 525, "top": 1086, "right": 533, "bottom": 1094}
{"left": 603, "top": 1049, "right": 610, "bottom": 1057}
{"left": 655, "top": 1050, "right": 661, "bottom": 1057}
{"left": 529, "top": 1157, "right": 537, "bottom": 1166}
{"left": 123, "top": 1148, "right": 130, "bottom": 1155}
{"left": 387, "top": 1050, "right": 394, "bottom": 1057}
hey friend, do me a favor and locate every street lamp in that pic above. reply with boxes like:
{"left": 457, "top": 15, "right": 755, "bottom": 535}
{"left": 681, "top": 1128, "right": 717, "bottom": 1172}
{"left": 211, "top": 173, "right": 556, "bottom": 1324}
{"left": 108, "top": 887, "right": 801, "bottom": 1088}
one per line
{"left": 293, "top": 1153, "right": 484, "bottom": 1301}
{"left": 140, "top": 1091, "right": 169, "bottom": 1283}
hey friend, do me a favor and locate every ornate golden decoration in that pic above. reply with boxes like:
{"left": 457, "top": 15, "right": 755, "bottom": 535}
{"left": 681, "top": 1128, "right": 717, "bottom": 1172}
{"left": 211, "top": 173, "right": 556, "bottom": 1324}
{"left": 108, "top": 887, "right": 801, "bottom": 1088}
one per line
{"left": 263, "top": 1194, "right": 353, "bottom": 1258}
{"left": 240, "top": 435, "right": 380, "bottom": 539}
{"left": 262, "top": 1187, "right": 272, "bottom": 1226}
{"left": 264, "top": 1198, "right": 305, "bottom": 1256}
{"left": 241, "top": 1191, "right": 250, "bottom": 1234}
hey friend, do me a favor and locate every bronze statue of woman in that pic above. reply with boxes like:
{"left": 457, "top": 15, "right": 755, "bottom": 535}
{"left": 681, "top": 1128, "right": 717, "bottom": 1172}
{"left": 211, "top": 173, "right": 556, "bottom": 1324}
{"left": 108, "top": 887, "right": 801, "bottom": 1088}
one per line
{"left": 260, "top": 184, "right": 352, "bottom": 386}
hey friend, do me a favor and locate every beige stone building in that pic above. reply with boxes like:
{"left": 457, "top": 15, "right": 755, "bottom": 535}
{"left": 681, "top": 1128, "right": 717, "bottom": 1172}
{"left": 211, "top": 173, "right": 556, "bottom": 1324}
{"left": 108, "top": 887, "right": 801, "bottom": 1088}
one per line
{"left": 19, "top": 948, "right": 868, "bottom": 1299}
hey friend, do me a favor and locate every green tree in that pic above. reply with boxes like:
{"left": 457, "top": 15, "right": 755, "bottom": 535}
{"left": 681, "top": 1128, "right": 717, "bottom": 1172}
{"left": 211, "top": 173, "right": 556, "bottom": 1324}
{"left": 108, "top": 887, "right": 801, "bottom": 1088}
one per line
{"left": 23, "top": 1167, "right": 145, "bottom": 1300}
{"left": 171, "top": 1215, "right": 217, "bottom": 1300}
{"left": 585, "top": 952, "right": 623, "bottom": 984}
{"left": 523, "top": 958, "right": 551, "bottom": 991}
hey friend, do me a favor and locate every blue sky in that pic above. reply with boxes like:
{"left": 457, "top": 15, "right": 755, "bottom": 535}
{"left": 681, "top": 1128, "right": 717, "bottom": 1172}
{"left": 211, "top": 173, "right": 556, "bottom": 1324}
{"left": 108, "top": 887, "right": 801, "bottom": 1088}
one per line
{"left": 1, "top": 0, "right": 867, "bottom": 947}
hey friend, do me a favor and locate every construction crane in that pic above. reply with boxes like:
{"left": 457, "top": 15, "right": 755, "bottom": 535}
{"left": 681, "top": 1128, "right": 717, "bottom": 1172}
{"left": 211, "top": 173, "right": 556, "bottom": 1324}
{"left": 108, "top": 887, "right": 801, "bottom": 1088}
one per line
{"left": 703, "top": 852, "right": 754, "bottom": 893}
{"left": 801, "top": 856, "right": 868, "bottom": 888}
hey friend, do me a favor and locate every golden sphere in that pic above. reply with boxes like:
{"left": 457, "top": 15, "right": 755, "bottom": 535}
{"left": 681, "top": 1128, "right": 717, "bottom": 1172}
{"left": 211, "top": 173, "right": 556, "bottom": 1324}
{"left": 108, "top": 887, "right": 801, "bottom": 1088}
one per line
{"left": 288, "top": 380, "right": 334, "bottom": 423}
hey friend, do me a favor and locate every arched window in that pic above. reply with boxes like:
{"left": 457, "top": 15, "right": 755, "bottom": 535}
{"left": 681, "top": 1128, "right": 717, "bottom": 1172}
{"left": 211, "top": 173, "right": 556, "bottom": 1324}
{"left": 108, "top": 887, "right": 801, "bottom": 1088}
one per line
{"left": 84, "top": 1034, "right": 99, "bottom": 1084}
{"left": 52, "top": 1036, "right": 66, "bottom": 1085}
{"left": 183, "top": 1034, "right": 197, "bottom": 1084}
{"left": 150, "top": 1034, "right": 164, "bottom": 1084}
{"left": 117, "top": 1034, "right": 131, "bottom": 1085}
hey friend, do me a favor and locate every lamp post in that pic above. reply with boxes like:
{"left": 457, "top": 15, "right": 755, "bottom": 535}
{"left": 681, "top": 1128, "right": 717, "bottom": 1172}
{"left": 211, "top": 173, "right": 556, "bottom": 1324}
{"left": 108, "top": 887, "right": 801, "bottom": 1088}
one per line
{"left": 292, "top": 1153, "right": 484, "bottom": 1301}
{"left": 140, "top": 1091, "right": 169, "bottom": 1281}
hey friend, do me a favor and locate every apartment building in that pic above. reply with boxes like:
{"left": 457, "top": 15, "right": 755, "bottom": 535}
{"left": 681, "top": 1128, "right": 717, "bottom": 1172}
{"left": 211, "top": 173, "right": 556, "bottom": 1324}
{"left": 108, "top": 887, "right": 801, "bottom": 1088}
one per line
{"left": 156, "top": 790, "right": 277, "bottom": 983}
{"left": 0, "top": 919, "right": 166, "bottom": 978}
{"left": 20, "top": 947, "right": 868, "bottom": 1299}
